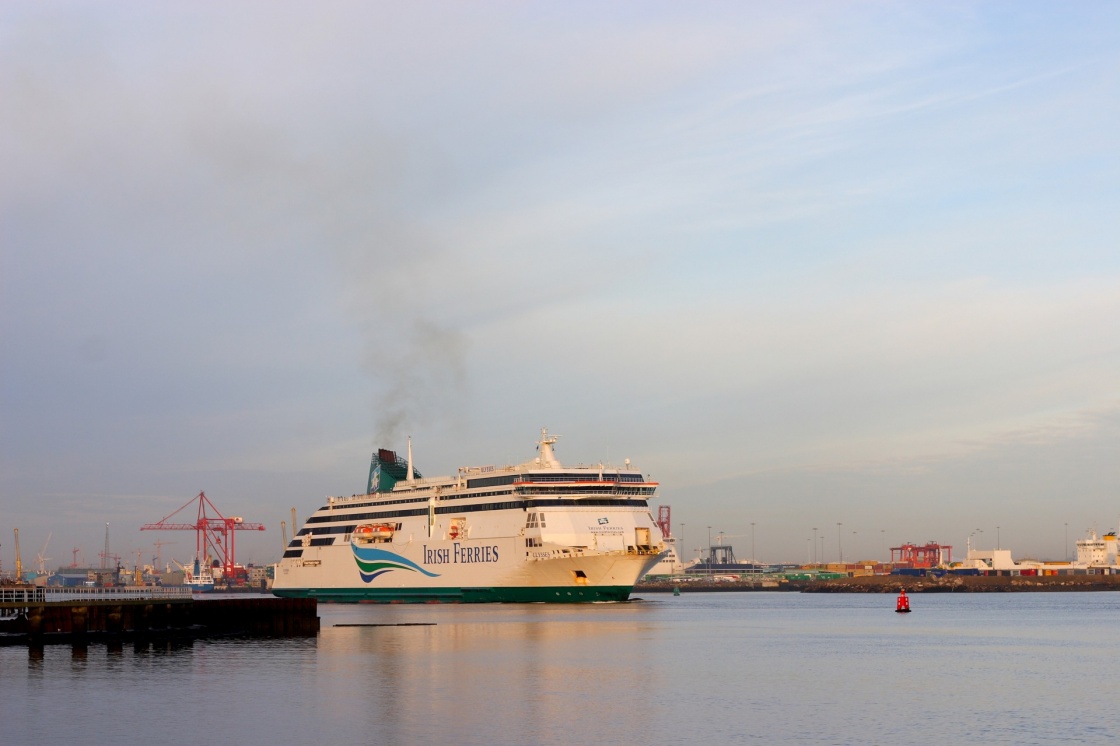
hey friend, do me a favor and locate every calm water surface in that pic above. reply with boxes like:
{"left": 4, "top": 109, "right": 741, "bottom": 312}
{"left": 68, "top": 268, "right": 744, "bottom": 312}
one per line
{"left": 3, "top": 592, "right": 1116, "bottom": 745}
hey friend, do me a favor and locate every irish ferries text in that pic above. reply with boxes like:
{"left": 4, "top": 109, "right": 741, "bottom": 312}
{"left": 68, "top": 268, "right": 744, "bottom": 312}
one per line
{"left": 424, "top": 544, "right": 500, "bottom": 565}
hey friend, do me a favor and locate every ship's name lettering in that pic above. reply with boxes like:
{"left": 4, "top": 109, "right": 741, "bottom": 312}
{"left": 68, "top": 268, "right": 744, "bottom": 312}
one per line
{"left": 422, "top": 543, "right": 500, "bottom": 565}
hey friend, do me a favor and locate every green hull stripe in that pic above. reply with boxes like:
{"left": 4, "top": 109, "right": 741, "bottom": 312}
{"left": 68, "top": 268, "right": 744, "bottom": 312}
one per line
{"left": 273, "top": 585, "right": 635, "bottom": 604}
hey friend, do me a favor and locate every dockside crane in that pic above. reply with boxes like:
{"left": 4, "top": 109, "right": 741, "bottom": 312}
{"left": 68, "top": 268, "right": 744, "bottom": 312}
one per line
{"left": 13, "top": 528, "right": 23, "bottom": 582}
{"left": 152, "top": 539, "right": 176, "bottom": 569}
{"left": 141, "top": 491, "right": 265, "bottom": 580}
{"left": 36, "top": 531, "right": 52, "bottom": 575}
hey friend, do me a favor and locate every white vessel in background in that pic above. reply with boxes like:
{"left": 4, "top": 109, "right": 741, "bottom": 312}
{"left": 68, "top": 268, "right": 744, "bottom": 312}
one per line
{"left": 272, "top": 429, "right": 666, "bottom": 603}
{"left": 174, "top": 557, "right": 215, "bottom": 591}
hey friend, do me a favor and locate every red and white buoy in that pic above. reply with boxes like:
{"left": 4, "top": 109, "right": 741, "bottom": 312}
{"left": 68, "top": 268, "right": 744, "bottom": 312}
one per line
{"left": 895, "top": 588, "right": 911, "bottom": 613}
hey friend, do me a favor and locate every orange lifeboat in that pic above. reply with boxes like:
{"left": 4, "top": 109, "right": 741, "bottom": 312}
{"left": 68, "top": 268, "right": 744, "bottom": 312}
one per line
{"left": 354, "top": 523, "right": 395, "bottom": 542}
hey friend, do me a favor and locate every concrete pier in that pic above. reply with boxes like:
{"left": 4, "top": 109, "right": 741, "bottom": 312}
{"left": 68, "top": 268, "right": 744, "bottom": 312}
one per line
{"left": 1, "top": 588, "right": 318, "bottom": 646}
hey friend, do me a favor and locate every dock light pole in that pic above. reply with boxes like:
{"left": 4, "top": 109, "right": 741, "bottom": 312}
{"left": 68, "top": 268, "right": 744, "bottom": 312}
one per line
{"left": 707, "top": 526, "right": 712, "bottom": 574}
{"left": 1065, "top": 523, "right": 1069, "bottom": 561}
{"left": 837, "top": 522, "right": 843, "bottom": 565}
{"left": 751, "top": 522, "right": 756, "bottom": 565}
{"left": 812, "top": 527, "right": 818, "bottom": 564}
{"left": 997, "top": 526, "right": 1000, "bottom": 550}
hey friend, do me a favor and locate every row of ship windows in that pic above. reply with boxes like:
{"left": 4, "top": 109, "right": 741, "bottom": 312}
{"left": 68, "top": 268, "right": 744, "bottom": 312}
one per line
{"left": 466, "top": 473, "right": 647, "bottom": 488}
{"left": 290, "top": 535, "right": 649, "bottom": 554}
{"left": 289, "top": 536, "right": 594, "bottom": 553}
{"left": 307, "top": 489, "right": 521, "bottom": 521}
{"left": 291, "top": 510, "right": 539, "bottom": 539}
{"left": 521, "top": 473, "right": 648, "bottom": 484}
{"left": 294, "top": 499, "right": 649, "bottom": 535}
{"left": 316, "top": 482, "right": 653, "bottom": 515}
{"left": 515, "top": 486, "right": 654, "bottom": 496}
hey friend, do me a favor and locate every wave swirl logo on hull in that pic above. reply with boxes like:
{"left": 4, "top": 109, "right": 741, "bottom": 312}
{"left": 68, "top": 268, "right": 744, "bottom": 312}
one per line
{"left": 352, "top": 542, "right": 440, "bottom": 582}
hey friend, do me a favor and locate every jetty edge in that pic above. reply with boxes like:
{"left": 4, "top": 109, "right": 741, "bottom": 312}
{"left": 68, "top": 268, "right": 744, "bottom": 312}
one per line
{"left": 0, "top": 586, "right": 318, "bottom": 646}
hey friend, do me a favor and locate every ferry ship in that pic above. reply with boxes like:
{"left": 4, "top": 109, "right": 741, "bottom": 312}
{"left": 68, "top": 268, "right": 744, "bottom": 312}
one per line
{"left": 272, "top": 429, "right": 666, "bottom": 603}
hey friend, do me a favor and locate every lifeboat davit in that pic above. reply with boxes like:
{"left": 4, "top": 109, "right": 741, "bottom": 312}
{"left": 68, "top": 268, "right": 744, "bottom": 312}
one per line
{"left": 895, "top": 588, "right": 911, "bottom": 613}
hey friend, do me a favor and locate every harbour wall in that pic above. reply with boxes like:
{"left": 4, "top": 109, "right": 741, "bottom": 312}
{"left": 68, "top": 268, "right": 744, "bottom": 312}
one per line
{"left": 0, "top": 596, "right": 318, "bottom": 646}
{"left": 636, "top": 574, "right": 1120, "bottom": 593}
{"left": 802, "top": 573, "right": 1120, "bottom": 592}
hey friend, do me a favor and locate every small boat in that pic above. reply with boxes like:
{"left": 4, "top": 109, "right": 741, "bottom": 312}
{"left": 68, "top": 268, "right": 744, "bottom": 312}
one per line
{"left": 176, "top": 557, "right": 216, "bottom": 592}
{"left": 895, "top": 588, "right": 911, "bottom": 613}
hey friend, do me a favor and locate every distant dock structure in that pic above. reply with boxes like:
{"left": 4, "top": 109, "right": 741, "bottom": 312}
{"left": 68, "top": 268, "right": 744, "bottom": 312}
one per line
{"left": 685, "top": 544, "right": 766, "bottom": 576}
{"left": 890, "top": 542, "right": 952, "bottom": 569}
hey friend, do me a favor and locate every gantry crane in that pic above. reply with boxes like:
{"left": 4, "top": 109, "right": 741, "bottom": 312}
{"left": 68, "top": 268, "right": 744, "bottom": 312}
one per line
{"left": 656, "top": 505, "right": 672, "bottom": 539}
{"left": 140, "top": 491, "right": 265, "bottom": 580}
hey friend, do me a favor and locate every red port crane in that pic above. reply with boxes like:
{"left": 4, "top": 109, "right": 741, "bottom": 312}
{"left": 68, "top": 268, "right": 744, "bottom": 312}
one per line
{"left": 141, "top": 491, "right": 265, "bottom": 580}
{"left": 890, "top": 541, "right": 952, "bottom": 568}
{"left": 656, "top": 505, "right": 672, "bottom": 540}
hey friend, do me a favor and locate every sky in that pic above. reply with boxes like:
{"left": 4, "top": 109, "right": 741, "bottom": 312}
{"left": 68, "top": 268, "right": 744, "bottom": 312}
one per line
{"left": 2, "top": 1, "right": 1118, "bottom": 571}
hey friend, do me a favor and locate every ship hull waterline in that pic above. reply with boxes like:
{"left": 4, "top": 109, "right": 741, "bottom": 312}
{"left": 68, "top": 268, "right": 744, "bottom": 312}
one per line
{"left": 274, "top": 538, "right": 664, "bottom": 604}
{"left": 272, "top": 585, "right": 636, "bottom": 604}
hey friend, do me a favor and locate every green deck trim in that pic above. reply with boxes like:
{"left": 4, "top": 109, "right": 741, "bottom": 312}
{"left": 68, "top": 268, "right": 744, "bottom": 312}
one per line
{"left": 273, "top": 585, "right": 634, "bottom": 603}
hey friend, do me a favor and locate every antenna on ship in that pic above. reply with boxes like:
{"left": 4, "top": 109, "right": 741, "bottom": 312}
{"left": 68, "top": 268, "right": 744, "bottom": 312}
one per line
{"left": 407, "top": 436, "right": 415, "bottom": 481}
{"left": 538, "top": 427, "right": 561, "bottom": 469}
